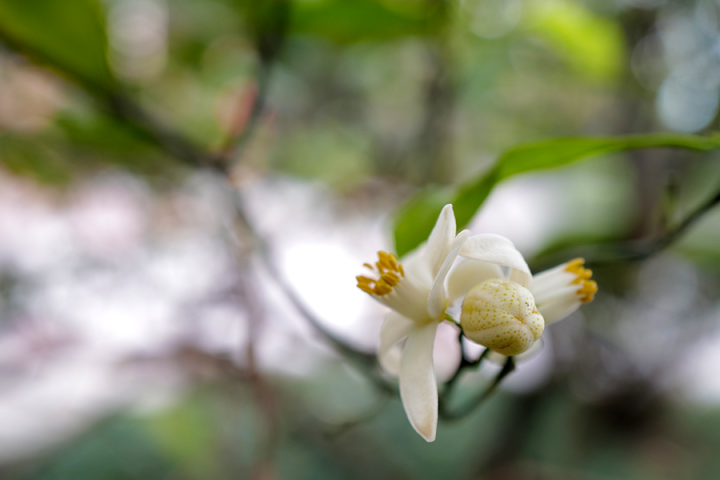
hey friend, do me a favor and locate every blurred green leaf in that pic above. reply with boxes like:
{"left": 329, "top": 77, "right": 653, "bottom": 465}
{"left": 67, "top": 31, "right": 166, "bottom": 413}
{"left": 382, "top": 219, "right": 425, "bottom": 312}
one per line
{"left": 394, "top": 133, "right": 720, "bottom": 257}
{"left": 144, "top": 398, "right": 223, "bottom": 479}
{"left": 9, "top": 416, "right": 173, "bottom": 480}
{"left": 526, "top": 0, "right": 624, "bottom": 83}
{"left": 0, "top": 134, "right": 73, "bottom": 186}
{"left": 291, "top": 0, "right": 439, "bottom": 44}
{"left": 0, "top": 0, "right": 113, "bottom": 87}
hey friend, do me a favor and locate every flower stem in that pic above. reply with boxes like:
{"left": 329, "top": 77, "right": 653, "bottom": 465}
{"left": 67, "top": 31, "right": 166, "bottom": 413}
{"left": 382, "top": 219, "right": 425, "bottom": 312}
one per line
{"left": 439, "top": 356, "right": 515, "bottom": 420}
{"left": 444, "top": 313, "right": 460, "bottom": 327}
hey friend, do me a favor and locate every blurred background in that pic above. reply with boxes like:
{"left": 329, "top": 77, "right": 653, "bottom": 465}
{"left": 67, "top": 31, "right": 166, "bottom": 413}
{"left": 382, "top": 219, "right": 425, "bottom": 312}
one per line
{"left": 2, "top": 0, "right": 720, "bottom": 478}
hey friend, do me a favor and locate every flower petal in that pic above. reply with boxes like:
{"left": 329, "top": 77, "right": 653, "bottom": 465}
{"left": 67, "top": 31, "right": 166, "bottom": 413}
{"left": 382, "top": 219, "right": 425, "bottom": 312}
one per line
{"left": 446, "top": 259, "right": 504, "bottom": 304}
{"left": 400, "top": 246, "right": 434, "bottom": 290}
{"left": 531, "top": 261, "right": 589, "bottom": 324}
{"left": 537, "top": 296, "right": 581, "bottom": 325}
{"left": 425, "top": 204, "right": 457, "bottom": 278}
{"left": 459, "top": 234, "right": 532, "bottom": 288}
{"left": 399, "top": 322, "right": 439, "bottom": 442}
{"left": 378, "top": 312, "right": 416, "bottom": 375}
{"left": 427, "top": 230, "right": 470, "bottom": 319}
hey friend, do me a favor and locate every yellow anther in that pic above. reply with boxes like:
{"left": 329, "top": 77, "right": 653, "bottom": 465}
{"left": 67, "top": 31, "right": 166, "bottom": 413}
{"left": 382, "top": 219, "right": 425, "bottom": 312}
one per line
{"left": 571, "top": 269, "right": 593, "bottom": 284}
{"left": 356, "top": 276, "right": 374, "bottom": 294}
{"left": 382, "top": 271, "right": 400, "bottom": 286}
{"left": 565, "top": 258, "right": 597, "bottom": 303}
{"left": 578, "top": 280, "right": 597, "bottom": 303}
{"left": 565, "top": 258, "right": 585, "bottom": 275}
{"left": 356, "top": 251, "right": 406, "bottom": 296}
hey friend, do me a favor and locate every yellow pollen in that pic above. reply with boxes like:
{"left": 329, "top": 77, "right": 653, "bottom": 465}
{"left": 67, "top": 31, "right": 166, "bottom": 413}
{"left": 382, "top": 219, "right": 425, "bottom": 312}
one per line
{"left": 356, "top": 251, "right": 405, "bottom": 296}
{"left": 565, "top": 258, "right": 597, "bottom": 303}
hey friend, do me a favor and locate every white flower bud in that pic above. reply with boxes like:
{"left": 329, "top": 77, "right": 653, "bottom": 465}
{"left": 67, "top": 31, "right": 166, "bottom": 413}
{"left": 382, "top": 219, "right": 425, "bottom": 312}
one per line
{"left": 460, "top": 279, "right": 544, "bottom": 357}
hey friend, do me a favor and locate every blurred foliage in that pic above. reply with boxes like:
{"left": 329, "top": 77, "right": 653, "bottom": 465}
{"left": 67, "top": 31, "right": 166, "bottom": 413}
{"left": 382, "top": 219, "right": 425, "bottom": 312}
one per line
{"left": 290, "top": 0, "right": 440, "bottom": 44}
{"left": 0, "top": 134, "right": 73, "bottom": 186}
{"left": 0, "top": 0, "right": 113, "bottom": 87}
{"left": 394, "top": 134, "right": 720, "bottom": 256}
{"left": 525, "top": 0, "right": 625, "bottom": 82}
{"left": 3, "top": 0, "right": 720, "bottom": 479}
{"left": 11, "top": 380, "right": 720, "bottom": 480}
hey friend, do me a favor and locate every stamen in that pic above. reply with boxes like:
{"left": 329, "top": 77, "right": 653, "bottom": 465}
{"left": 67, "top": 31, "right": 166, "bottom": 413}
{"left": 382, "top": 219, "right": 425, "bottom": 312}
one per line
{"left": 356, "top": 251, "right": 405, "bottom": 296}
{"left": 565, "top": 258, "right": 598, "bottom": 303}
{"left": 578, "top": 281, "right": 598, "bottom": 303}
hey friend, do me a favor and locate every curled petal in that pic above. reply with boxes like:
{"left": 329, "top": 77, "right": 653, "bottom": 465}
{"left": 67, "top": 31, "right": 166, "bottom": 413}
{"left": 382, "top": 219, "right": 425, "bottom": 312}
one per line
{"left": 378, "top": 312, "right": 416, "bottom": 375}
{"left": 427, "top": 230, "right": 470, "bottom": 319}
{"left": 425, "top": 204, "right": 457, "bottom": 278}
{"left": 459, "top": 234, "right": 532, "bottom": 288}
{"left": 399, "top": 322, "right": 439, "bottom": 442}
{"left": 446, "top": 259, "right": 504, "bottom": 304}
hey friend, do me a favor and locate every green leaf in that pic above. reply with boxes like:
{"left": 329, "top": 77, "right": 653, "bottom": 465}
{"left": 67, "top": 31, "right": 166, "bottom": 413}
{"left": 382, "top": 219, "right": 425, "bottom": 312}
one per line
{"left": 393, "top": 186, "right": 454, "bottom": 258}
{"left": 393, "top": 133, "right": 720, "bottom": 257}
{"left": 291, "top": 0, "right": 439, "bottom": 44}
{"left": 0, "top": 134, "right": 73, "bottom": 186}
{"left": 0, "top": 0, "right": 113, "bottom": 87}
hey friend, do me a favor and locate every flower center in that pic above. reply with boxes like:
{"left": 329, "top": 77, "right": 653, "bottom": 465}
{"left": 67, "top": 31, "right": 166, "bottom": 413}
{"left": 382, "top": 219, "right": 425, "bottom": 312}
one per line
{"left": 565, "top": 258, "right": 597, "bottom": 303}
{"left": 356, "top": 251, "right": 405, "bottom": 296}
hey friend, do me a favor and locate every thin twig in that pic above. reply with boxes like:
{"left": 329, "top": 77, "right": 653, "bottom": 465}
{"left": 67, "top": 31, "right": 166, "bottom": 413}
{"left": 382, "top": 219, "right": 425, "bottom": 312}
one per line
{"left": 1, "top": 15, "right": 390, "bottom": 390}
{"left": 535, "top": 185, "right": 720, "bottom": 269}
{"left": 441, "top": 333, "right": 489, "bottom": 403}
{"left": 440, "top": 356, "right": 515, "bottom": 421}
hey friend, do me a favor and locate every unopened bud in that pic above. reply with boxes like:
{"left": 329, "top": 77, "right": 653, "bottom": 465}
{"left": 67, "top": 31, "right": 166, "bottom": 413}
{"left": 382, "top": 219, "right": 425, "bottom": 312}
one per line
{"left": 460, "top": 279, "right": 544, "bottom": 356}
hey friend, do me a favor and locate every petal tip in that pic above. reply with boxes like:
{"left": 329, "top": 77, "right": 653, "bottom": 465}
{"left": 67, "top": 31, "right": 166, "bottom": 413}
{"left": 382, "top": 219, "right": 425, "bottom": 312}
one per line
{"left": 411, "top": 416, "right": 437, "bottom": 442}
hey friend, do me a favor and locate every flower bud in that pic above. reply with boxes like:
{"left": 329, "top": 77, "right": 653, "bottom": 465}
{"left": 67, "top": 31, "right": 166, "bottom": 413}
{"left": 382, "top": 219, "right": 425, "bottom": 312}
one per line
{"left": 460, "top": 279, "right": 544, "bottom": 356}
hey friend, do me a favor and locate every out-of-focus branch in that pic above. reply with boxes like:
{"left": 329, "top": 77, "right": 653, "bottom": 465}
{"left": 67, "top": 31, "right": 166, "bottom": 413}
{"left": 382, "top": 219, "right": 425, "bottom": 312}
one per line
{"left": 440, "top": 330, "right": 489, "bottom": 404}
{"left": 226, "top": 187, "right": 391, "bottom": 391}
{"left": 439, "top": 356, "right": 515, "bottom": 421}
{"left": 535, "top": 183, "right": 720, "bottom": 269}
{"left": 0, "top": 5, "right": 391, "bottom": 393}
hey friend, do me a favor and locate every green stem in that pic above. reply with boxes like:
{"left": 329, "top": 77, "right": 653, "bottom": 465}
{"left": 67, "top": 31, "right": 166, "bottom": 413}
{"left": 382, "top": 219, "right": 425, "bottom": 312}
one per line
{"left": 444, "top": 313, "right": 460, "bottom": 327}
{"left": 440, "top": 356, "right": 515, "bottom": 420}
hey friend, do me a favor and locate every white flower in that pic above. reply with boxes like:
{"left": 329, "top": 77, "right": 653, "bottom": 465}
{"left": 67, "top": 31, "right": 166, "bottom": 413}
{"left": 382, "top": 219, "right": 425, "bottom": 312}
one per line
{"left": 356, "top": 205, "right": 535, "bottom": 442}
{"left": 357, "top": 205, "right": 597, "bottom": 441}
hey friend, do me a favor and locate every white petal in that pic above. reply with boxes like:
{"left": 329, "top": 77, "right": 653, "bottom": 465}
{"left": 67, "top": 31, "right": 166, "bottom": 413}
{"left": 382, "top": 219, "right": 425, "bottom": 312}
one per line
{"left": 459, "top": 234, "right": 532, "bottom": 288}
{"left": 427, "top": 230, "right": 470, "bottom": 319}
{"left": 425, "top": 204, "right": 456, "bottom": 278}
{"left": 537, "top": 296, "right": 581, "bottom": 325}
{"left": 399, "top": 322, "right": 439, "bottom": 442}
{"left": 446, "top": 259, "right": 504, "bottom": 304}
{"left": 400, "top": 246, "right": 434, "bottom": 290}
{"left": 370, "top": 275, "right": 432, "bottom": 323}
{"left": 378, "top": 312, "right": 416, "bottom": 375}
{"left": 531, "top": 265, "right": 576, "bottom": 299}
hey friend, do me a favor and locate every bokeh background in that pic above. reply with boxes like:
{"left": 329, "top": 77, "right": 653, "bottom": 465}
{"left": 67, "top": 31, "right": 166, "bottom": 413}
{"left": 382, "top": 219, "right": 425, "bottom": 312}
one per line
{"left": 2, "top": 0, "right": 720, "bottom": 478}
